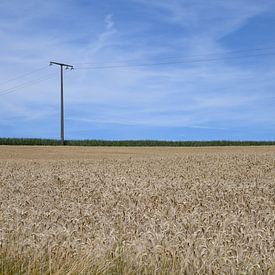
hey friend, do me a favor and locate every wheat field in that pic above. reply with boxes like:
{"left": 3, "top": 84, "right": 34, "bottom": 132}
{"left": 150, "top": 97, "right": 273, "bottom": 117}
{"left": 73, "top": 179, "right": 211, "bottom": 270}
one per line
{"left": 0, "top": 146, "right": 275, "bottom": 274}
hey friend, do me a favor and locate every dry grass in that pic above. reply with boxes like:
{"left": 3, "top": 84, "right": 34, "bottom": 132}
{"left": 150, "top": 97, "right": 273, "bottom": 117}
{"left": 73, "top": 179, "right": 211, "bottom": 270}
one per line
{"left": 0, "top": 146, "right": 275, "bottom": 274}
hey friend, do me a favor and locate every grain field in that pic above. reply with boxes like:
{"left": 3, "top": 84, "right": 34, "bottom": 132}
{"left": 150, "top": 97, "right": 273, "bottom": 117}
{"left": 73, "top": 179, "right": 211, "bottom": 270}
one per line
{"left": 0, "top": 146, "right": 275, "bottom": 274}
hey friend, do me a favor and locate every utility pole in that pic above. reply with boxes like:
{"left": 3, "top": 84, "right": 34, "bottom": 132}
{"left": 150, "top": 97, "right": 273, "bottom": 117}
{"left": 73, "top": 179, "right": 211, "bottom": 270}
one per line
{"left": 50, "top": 61, "right": 74, "bottom": 145}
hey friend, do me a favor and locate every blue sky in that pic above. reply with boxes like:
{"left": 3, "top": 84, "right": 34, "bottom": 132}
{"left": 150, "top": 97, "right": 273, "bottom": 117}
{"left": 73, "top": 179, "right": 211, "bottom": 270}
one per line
{"left": 0, "top": 0, "right": 275, "bottom": 140}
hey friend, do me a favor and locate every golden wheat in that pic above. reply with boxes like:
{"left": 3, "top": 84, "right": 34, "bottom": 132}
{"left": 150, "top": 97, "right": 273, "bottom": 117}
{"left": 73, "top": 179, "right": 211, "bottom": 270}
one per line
{"left": 0, "top": 146, "right": 275, "bottom": 274}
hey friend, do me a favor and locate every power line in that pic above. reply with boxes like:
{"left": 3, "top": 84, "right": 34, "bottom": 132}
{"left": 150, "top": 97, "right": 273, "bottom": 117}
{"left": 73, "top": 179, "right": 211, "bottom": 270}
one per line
{"left": 0, "top": 47, "right": 274, "bottom": 96}
{"left": 0, "top": 66, "right": 49, "bottom": 87}
{"left": 0, "top": 74, "right": 54, "bottom": 97}
{"left": 0, "top": 46, "right": 274, "bottom": 85}
{"left": 73, "top": 46, "right": 275, "bottom": 66}
{"left": 0, "top": 73, "right": 54, "bottom": 95}
{"left": 75, "top": 52, "right": 275, "bottom": 70}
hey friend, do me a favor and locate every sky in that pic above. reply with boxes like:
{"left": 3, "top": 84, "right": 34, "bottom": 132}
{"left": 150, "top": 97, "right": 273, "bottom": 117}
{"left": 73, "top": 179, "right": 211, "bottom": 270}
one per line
{"left": 0, "top": 0, "right": 275, "bottom": 140}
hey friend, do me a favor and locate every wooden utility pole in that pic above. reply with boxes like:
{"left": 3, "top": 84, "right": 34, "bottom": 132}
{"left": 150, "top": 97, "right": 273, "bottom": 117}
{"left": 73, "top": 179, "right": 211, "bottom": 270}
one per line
{"left": 50, "top": 62, "right": 74, "bottom": 145}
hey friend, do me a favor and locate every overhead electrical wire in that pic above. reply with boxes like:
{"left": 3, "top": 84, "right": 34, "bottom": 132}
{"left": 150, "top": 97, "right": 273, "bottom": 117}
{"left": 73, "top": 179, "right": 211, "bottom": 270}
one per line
{"left": 0, "top": 73, "right": 54, "bottom": 94}
{"left": 75, "top": 51, "right": 275, "bottom": 70}
{"left": 0, "top": 46, "right": 274, "bottom": 97}
{"left": 0, "top": 74, "right": 54, "bottom": 97}
{"left": 0, "top": 66, "right": 49, "bottom": 87}
{"left": 73, "top": 46, "right": 275, "bottom": 67}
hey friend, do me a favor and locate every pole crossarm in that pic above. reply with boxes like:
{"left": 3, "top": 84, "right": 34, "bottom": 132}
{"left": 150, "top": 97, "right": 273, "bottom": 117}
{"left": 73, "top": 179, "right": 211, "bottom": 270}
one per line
{"left": 50, "top": 61, "right": 74, "bottom": 70}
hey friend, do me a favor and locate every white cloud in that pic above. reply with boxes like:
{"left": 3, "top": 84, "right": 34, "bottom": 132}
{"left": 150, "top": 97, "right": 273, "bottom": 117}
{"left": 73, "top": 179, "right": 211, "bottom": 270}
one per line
{"left": 104, "top": 14, "right": 115, "bottom": 31}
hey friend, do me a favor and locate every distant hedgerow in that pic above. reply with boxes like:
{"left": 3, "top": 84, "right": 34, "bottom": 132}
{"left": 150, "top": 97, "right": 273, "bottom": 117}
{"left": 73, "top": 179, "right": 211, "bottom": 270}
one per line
{"left": 0, "top": 138, "right": 275, "bottom": 146}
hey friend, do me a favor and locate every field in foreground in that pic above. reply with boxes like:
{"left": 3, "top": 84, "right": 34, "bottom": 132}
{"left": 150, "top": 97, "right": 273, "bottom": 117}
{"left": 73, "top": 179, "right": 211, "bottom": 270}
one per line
{"left": 0, "top": 146, "right": 275, "bottom": 274}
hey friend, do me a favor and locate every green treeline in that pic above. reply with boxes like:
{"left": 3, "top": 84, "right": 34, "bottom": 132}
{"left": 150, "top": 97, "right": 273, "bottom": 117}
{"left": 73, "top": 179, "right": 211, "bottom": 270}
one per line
{"left": 0, "top": 138, "right": 275, "bottom": 146}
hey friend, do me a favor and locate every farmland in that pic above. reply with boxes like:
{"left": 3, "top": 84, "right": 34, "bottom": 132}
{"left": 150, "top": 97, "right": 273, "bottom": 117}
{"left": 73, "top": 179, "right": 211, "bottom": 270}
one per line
{"left": 0, "top": 146, "right": 275, "bottom": 274}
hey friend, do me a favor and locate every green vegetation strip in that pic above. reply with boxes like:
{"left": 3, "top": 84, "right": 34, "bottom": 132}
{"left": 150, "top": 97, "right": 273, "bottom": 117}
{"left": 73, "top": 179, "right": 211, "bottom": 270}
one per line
{"left": 0, "top": 138, "right": 275, "bottom": 146}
